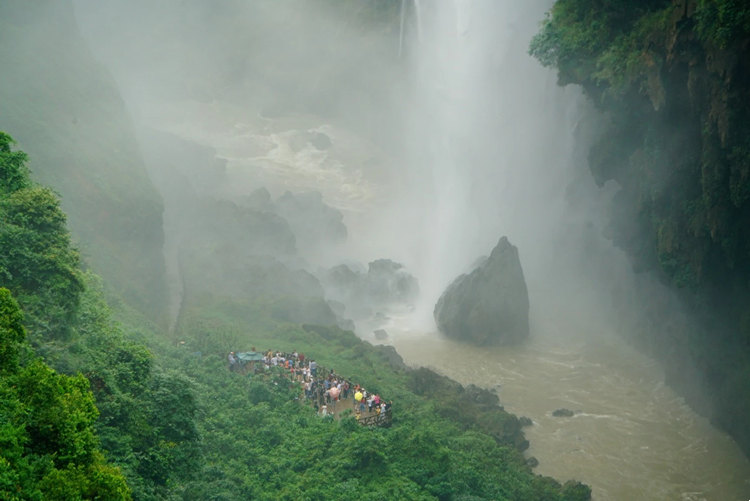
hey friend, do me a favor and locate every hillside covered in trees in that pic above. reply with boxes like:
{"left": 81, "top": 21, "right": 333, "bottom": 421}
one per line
{"left": 530, "top": 0, "right": 750, "bottom": 456}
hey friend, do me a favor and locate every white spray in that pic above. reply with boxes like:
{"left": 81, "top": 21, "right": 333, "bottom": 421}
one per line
{"left": 395, "top": 0, "right": 627, "bottom": 331}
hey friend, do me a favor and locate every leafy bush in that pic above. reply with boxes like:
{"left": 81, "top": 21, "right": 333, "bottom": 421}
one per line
{"left": 0, "top": 288, "right": 131, "bottom": 500}
{"left": 695, "top": 0, "right": 750, "bottom": 48}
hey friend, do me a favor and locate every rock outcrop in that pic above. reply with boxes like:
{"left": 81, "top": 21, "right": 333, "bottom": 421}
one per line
{"left": 434, "top": 236, "right": 529, "bottom": 345}
{"left": 318, "top": 259, "right": 419, "bottom": 322}
{"left": 552, "top": 408, "right": 575, "bottom": 417}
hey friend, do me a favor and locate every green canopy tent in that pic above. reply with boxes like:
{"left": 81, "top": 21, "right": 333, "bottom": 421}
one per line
{"left": 235, "top": 351, "right": 265, "bottom": 372}
{"left": 236, "top": 352, "right": 264, "bottom": 362}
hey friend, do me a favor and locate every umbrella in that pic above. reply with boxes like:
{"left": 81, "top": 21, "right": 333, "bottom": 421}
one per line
{"left": 354, "top": 391, "right": 363, "bottom": 402}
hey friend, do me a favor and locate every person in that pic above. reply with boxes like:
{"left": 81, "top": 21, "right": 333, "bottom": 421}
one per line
{"left": 228, "top": 352, "right": 237, "bottom": 371}
{"left": 309, "top": 360, "right": 317, "bottom": 377}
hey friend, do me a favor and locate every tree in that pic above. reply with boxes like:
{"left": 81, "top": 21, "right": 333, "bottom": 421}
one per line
{"left": 0, "top": 288, "right": 131, "bottom": 499}
{"left": 0, "top": 132, "right": 30, "bottom": 195}
{"left": 0, "top": 132, "right": 83, "bottom": 340}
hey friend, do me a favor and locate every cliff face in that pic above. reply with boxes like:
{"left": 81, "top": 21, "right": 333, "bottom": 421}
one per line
{"left": 0, "top": 1, "right": 168, "bottom": 323}
{"left": 531, "top": 0, "right": 750, "bottom": 456}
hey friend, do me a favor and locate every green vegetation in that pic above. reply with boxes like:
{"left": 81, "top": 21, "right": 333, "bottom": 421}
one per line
{"left": 695, "top": 0, "right": 750, "bottom": 48}
{"left": 0, "top": 132, "right": 199, "bottom": 499}
{"left": 531, "top": 0, "right": 750, "bottom": 457}
{"left": 530, "top": 0, "right": 671, "bottom": 99}
{"left": 0, "top": 286, "right": 130, "bottom": 499}
{"left": 0, "top": 133, "right": 84, "bottom": 342}
{"left": 170, "top": 317, "right": 589, "bottom": 500}
{"left": 0, "top": 131, "right": 590, "bottom": 499}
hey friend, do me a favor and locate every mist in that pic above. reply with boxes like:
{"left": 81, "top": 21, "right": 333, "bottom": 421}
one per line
{"left": 68, "top": 0, "right": 715, "bottom": 445}
{"left": 70, "top": 0, "right": 644, "bottom": 341}
{"left": 0, "top": 0, "right": 746, "bottom": 497}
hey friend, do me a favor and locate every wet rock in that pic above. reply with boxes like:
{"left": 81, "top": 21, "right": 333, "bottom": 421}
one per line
{"left": 374, "top": 311, "right": 390, "bottom": 323}
{"left": 526, "top": 456, "right": 539, "bottom": 468}
{"left": 367, "top": 259, "right": 420, "bottom": 304}
{"left": 374, "top": 329, "right": 388, "bottom": 340}
{"left": 317, "top": 260, "right": 419, "bottom": 323}
{"left": 552, "top": 408, "right": 575, "bottom": 417}
{"left": 310, "top": 132, "right": 332, "bottom": 150}
{"left": 434, "top": 236, "right": 529, "bottom": 345}
{"left": 519, "top": 416, "right": 533, "bottom": 427}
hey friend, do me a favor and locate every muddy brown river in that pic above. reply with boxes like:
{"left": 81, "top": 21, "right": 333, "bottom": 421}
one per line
{"left": 385, "top": 305, "right": 750, "bottom": 501}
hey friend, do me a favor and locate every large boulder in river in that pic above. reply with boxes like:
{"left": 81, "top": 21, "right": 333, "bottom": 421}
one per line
{"left": 434, "top": 236, "right": 529, "bottom": 345}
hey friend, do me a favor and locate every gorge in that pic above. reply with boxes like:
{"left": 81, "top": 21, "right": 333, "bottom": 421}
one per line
{"left": 0, "top": 0, "right": 749, "bottom": 499}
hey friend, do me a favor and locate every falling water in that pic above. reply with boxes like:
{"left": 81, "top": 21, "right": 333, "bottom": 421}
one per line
{"left": 398, "top": 0, "right": 407, "bottom": 58}
{"left": 413, "top": 0, "right": 423, "bottom": 44}
{"left": 396, "top": 0, "right": 606, "bottom": 328}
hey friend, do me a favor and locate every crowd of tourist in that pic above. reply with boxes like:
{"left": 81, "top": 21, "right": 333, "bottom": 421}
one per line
{"left": 227, "top": 349, "right": 392, "bottom": 424}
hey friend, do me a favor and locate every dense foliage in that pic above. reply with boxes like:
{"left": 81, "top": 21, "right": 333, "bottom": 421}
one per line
{"left": 531, "top": 0, "right": 750, "bottom": 456}
{"left": 0, "top": 132, "right": 198, "bottom": 499}
{"left": 171, "top": 308, "right": 589, "bottom": 500}
{"left": 0, "top": 289, "right": 130, "bottom": 499}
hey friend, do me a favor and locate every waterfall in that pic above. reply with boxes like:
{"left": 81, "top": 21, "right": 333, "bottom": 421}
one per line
{"left": 398, "top": 0, "right": 407, "bottom": 57}
{"left": 400, "top": 0, "right": 424, "bottom": 57}
{"left": 413, "top": 0, "right": 423, "bottom": 43}
{"left": 395, "top": 0, "right": 629, "bottom": 329}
